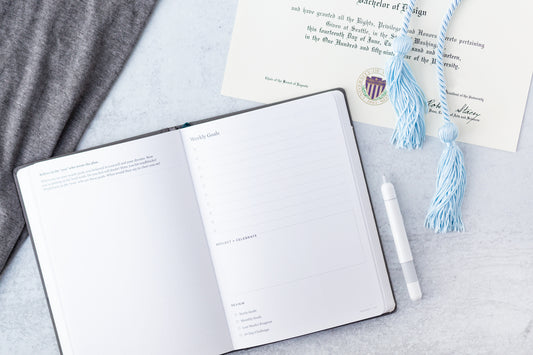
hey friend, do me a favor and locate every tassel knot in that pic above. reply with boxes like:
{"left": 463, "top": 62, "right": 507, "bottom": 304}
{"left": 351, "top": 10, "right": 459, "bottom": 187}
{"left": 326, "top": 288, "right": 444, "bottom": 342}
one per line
{"left": 438, "top": 122, "right": 458, "bottom": 143}
{"left": 392, "top": 35, "right": 413, "bottom": 56}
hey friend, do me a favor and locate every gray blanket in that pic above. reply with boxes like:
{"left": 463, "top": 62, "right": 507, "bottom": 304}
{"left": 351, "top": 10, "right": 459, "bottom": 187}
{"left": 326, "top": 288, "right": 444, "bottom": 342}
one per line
{"left": 0, "top": 0, "right": 158, "bottom": 272}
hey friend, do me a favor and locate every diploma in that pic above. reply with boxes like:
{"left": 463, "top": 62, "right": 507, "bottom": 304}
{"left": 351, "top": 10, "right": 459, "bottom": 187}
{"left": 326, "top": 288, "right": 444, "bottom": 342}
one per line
{"left": 222, "top": 0, "right": 533, "bottom": 152}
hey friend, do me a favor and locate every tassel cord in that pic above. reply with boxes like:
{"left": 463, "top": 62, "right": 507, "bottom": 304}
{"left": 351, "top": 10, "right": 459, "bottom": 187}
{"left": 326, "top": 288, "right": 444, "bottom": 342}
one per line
{"left": 436, "top": 0, "right": 462, "bottom": 123}
{"left": 400, "top": 0, "right": 417, "bottom": 37}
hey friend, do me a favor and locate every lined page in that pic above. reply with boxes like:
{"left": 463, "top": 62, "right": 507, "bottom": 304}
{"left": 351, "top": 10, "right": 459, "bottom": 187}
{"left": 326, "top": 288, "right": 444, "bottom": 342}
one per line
{"left": 181, "top": 91, "right": 387, "bottom": 349}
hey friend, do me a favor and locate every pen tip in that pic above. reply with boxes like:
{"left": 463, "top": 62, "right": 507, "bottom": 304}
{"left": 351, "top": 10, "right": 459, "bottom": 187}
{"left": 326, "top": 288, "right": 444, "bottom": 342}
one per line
{"left": 382, "top": 175, "right": 387, "bottom": 184}
{"left": 408, "top": 282, "right": 422, "bottom": 301}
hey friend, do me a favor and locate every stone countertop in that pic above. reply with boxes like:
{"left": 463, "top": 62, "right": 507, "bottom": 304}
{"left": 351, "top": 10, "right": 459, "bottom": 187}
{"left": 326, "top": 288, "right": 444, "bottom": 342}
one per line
{"left": 1, "top": 1, "right": 532, "bottom": 354}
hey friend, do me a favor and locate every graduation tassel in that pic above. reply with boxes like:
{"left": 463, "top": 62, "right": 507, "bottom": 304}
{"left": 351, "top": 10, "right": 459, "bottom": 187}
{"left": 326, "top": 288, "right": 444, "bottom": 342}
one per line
{"left": 385, "top": 0, "right": 427, "bottom": 150}
{"left": 425, "top": 0, "right": 466, "bottom": 233}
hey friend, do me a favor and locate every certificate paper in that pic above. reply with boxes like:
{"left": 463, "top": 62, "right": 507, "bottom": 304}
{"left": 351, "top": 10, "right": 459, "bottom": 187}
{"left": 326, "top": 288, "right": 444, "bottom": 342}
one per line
{"left": 222, "top": 0, "right": 533, "bottom": 151}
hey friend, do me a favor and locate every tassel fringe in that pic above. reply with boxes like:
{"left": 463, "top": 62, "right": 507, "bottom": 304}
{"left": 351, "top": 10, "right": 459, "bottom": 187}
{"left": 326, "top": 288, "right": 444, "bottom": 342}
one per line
{"left": 385, "top": 35, "right": 427, "bottom": 150}
{"left": 425, "top": 123, "right": 466, "bottom": 233}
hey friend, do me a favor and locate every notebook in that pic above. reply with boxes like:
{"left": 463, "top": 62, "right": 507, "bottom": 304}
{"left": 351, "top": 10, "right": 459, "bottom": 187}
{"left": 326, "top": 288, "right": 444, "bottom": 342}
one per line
{"left": 15, "top": 89, "right": 395, "bottom": 354}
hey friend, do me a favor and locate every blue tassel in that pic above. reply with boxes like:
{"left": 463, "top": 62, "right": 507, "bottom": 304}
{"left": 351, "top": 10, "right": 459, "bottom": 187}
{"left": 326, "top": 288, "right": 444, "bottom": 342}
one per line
{"left": 425, "top": 0, "right": 466, "bottom": 233}
{"left": 425, "top": 123, "right": 466, "bottom": 233}
{"left": 385, "top": 34, "right": 427, "bottom": 150}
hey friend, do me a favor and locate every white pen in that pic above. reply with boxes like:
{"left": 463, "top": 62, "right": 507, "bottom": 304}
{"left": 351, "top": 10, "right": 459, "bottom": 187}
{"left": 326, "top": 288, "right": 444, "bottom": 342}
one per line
{"left": 381, "top": 176, "right": 422, "bottom": 301}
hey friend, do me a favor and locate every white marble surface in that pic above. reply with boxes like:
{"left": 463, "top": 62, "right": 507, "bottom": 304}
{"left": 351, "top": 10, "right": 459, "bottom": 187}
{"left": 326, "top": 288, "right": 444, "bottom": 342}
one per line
{"left": 1, "top": 0, "right": 532, "bottom": 354}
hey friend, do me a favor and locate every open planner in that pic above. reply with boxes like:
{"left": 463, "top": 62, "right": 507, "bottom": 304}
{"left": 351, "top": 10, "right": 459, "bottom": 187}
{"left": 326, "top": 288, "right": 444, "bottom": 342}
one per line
{"left": 15, "top": 89, "right": 395, "bottom": 354}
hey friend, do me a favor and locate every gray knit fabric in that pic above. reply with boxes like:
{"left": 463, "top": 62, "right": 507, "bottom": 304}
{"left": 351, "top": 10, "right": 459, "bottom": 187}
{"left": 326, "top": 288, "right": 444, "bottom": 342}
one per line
{"left": 0, "top": 0, "right": 158, "bottom": 273}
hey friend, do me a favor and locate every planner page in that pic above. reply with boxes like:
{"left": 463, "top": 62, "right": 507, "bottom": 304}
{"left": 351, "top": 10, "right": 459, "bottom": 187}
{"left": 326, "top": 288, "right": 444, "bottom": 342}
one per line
{"left": 180, "top": 90, "right": 393, "bottom": 350}
{"left": 16, "top": 130, "right": 232, "bottom": 355}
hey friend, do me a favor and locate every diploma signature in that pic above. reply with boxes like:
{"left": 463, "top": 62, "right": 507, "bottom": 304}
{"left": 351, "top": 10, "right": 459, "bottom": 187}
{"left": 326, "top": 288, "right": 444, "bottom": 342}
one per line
{"left": 427, "top": 99, "right": 481, "bottom": 124}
